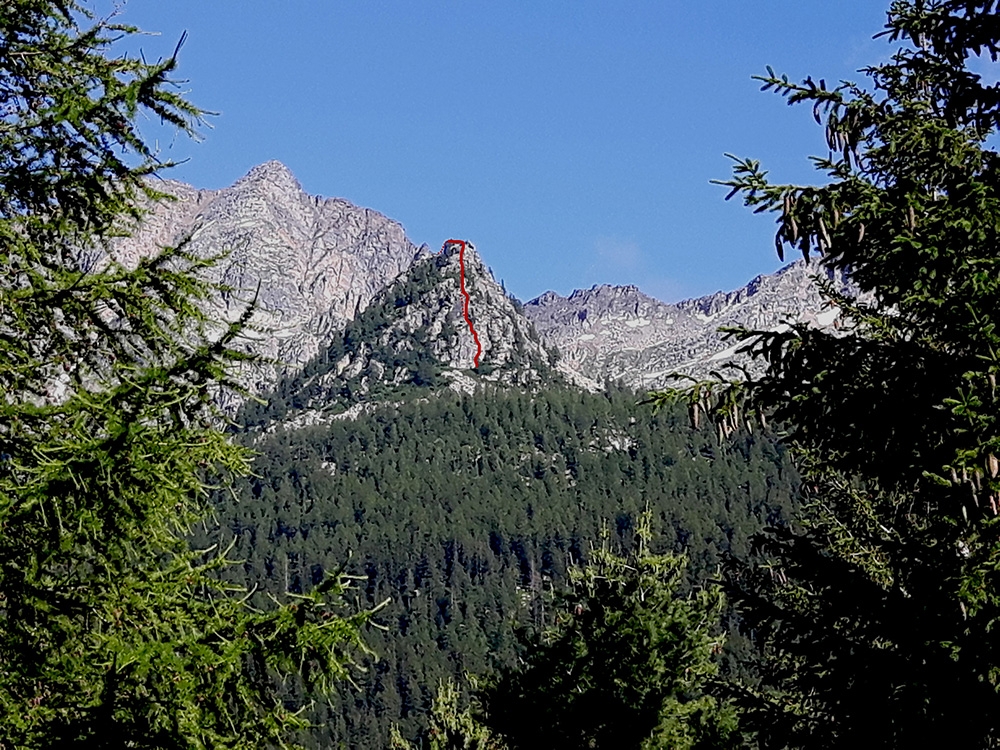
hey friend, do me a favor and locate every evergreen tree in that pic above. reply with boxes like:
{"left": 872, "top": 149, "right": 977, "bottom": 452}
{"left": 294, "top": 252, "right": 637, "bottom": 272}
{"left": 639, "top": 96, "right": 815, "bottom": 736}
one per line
{"left": 479, "top": 519, "right": 736, "bottom": 750}
{"left": 218, "top": 382, "right": 795, "bottom": 747}
{"left": 0, "top": 3, "right": 374, "bottom": 747}
{"left": 655, "top": 2, "right": 1000, "bottom": 746}
{"left": 389, "top": 679, "right": 506, "bottom": 750}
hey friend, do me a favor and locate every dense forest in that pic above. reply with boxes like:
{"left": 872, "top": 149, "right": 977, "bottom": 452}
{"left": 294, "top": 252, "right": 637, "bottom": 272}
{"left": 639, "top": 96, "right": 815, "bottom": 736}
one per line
{"left": 201, "top": 385, "right": 798, "bottom": 747}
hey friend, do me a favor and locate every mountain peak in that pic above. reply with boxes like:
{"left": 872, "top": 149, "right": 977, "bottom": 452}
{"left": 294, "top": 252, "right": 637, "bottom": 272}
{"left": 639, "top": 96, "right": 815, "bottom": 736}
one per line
{"left": 525, "top": 260, "right": 855, "bottom": 389}
{"left": 112, "top": 161, "right": 856, "bottom": 406}
{"left": 108, "top": 161, "right": 425, "bottom": 412}
{"left": 234, "top": 160, "right": 302, "bottom": 193}
{"left": 567, "top": 283, "right": 644, "bottom": 301}
{"left": 530, "top": 290, "right": 562, "bottom": 306}
{"left": 439, "top": 239, "right": 487, "bottom": 269}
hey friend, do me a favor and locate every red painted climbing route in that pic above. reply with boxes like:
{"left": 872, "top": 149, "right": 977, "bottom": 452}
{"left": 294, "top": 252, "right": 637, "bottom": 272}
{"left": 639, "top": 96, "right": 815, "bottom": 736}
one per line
{"left": 441, "top": 239, "right": 482, "bottom": 368}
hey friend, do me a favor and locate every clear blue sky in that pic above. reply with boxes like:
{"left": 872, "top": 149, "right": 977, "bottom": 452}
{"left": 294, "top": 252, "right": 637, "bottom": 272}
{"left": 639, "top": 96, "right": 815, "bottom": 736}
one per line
{"left": 106, "top": 1, "right": 890, "bottom": 303}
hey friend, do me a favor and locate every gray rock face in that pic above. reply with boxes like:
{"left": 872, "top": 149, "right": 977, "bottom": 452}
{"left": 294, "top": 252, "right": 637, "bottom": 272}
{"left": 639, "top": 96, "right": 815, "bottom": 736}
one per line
{"left": 107, "top": 160, "right": 857, "bottom": 406}
{"left": 434, "top": 240, "right": 553, "bottom": 383}
{"left": 289, "top": 240, "right": 556, "bottom": 411}
{"left": 109, "top": 161, "right": 429, "bottom": 402}
{"left": 525, "top": 261, "right": 853, "bottom": 390}
{"left": 235, "top": 240, "right": 558, "bottom": 432}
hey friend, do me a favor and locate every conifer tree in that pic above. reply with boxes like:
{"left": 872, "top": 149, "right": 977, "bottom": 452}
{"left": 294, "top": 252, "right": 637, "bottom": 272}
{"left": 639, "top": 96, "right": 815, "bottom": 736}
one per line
{"left": 654, "top": 1, "right": 1000, "bottom": 746}
{"left": 389, "top": 679, "right": 506, "bottom": 750}
{"left": 0, "top": 3, "right": 374, "bottom": 747}
{"left": 479, "top": 520, "right": 736, "bottom": 750}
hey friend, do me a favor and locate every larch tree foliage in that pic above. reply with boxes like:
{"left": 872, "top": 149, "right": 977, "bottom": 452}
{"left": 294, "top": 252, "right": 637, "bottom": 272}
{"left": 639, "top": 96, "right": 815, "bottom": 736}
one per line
{"left": 0, "top": 2, "right": 375, "bottom": 748}
{"left": 654, "top": 1, "right": 1000, "bottom": 747}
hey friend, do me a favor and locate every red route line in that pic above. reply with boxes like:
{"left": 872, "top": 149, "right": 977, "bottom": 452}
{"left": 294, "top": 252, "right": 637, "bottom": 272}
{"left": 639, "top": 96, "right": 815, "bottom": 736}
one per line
{"left": 441, "top": 239, "right": 482, "bottom": 368}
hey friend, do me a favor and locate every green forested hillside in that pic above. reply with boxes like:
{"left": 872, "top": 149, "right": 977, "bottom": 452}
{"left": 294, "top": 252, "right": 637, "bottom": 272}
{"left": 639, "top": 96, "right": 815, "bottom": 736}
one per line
{"left": 201, "top": 385, "right": 797, "bottom": 747}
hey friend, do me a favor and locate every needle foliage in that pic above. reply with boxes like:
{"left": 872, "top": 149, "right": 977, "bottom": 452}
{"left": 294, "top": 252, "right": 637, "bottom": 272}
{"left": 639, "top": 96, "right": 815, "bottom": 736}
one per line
{"left": 653, "top": 2, "right": 1000, "bottom": 747}
{"left": 0, "top": 3, "right": 375, "bottom": 747}
{"left": 479, "top": 519, "right": 736, "bottom": 750}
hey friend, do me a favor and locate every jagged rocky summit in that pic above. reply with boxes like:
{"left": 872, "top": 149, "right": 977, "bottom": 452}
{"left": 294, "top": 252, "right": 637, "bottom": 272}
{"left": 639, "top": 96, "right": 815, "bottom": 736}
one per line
{"left": 249, "top": 239, "right": 557, "bottom": 428}
{"left": 525, "top": 261, "right": 853, "bottom": 389}
{"left": 107, "top": 161, "right": 853, "bottom": 410}
{"left": 107, "top": 161, "right": 430, "bottom": 406}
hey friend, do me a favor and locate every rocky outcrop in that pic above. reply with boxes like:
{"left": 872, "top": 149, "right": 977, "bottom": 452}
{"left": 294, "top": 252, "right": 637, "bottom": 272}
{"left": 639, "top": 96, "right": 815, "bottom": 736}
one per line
{"left": 107, "top": 161, "right": 429, "bottom": 403}
{"left": 317, "top": 239, "right": 556, "bottom": 396}
{"left": 525, "top": 261, "right": 853, "bottom": 390}
{"left": 434, "top": 240, "right": 554, "bottom": 382}
{"left": 240, "top": 240, "right": 558, "bottom": 428}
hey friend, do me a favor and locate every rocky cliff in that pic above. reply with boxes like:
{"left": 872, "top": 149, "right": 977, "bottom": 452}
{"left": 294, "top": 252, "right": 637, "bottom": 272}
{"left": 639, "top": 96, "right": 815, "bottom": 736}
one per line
{"left": 237, "top": 240, "right": 558, "bottom": 431}
{"left": 108, "top": 161, "right": 855, "bottom": 408}
{"left": 108, "top": 161, "right": 429, "bottom": 403}
{"left": 525, "top": 261, "right": 853, "bottom": 389}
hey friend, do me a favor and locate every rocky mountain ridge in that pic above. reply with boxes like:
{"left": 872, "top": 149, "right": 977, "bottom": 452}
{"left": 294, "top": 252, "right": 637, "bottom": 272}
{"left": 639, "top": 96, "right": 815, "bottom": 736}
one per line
{"left": 107, "top": 161, "right": 854, "bottom": 406}
{"left": 525, "top": 261, "right": 852, "bottom": 388}
{"left": 108, "top": 161, "right": 430, "bottom": 403}
{"left": 239, "top": 239, "right": 558, "bottom": 431}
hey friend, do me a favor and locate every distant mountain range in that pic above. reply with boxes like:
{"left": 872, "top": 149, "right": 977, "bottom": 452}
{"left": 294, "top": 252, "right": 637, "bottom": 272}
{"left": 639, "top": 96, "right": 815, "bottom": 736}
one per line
{"left": 525, "top": 260, "right": 850, "bottom": 389}
{"left": 109, "top": 161, "right": 852, "bottom": 411}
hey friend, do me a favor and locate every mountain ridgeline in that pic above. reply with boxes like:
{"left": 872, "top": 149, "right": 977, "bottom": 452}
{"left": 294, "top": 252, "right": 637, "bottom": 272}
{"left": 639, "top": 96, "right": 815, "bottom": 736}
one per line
{"left": 114, "top": 162, "right": 834, "bottom": 747}
{"left": 237, "top": 239, "right": 558, "bottom": 431}
{"left": 111, "top": 160, "right": 849, "bottom": 399}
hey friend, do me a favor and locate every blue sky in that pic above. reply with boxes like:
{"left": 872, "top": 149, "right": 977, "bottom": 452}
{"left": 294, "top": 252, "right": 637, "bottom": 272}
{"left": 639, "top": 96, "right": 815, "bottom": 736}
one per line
{"left": 108, "top": 1, "right": 891, "bottom": 303}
